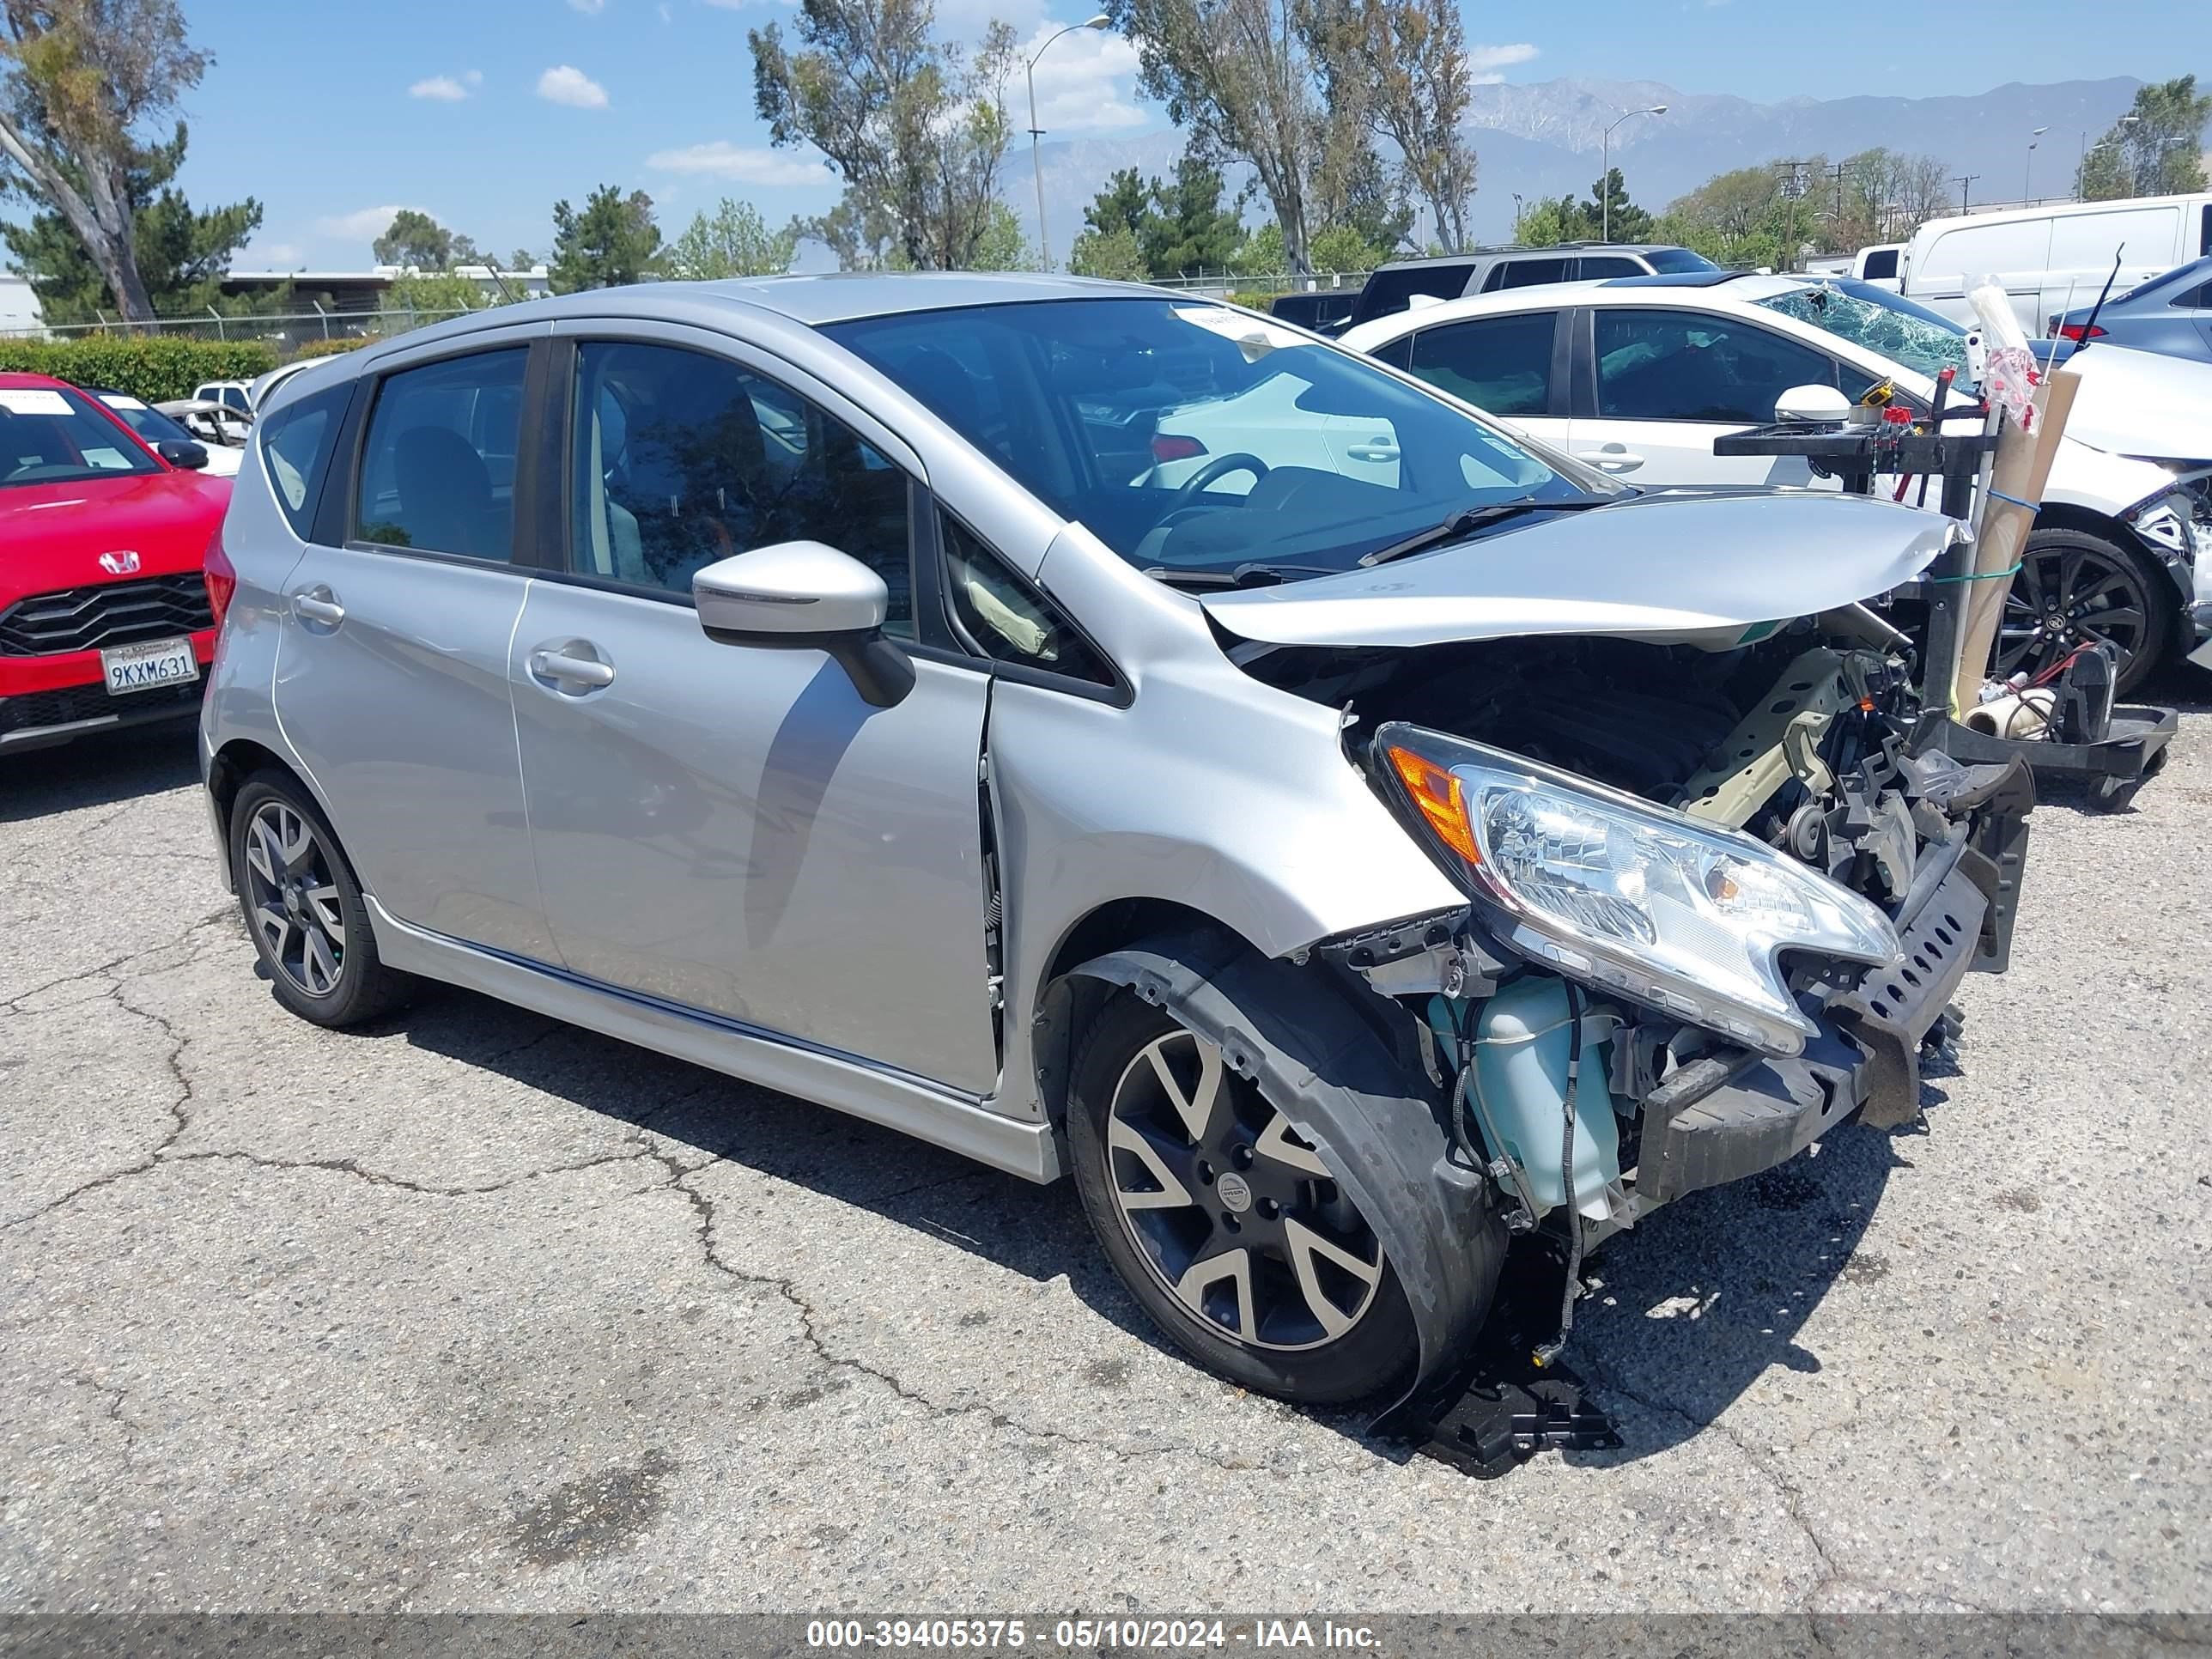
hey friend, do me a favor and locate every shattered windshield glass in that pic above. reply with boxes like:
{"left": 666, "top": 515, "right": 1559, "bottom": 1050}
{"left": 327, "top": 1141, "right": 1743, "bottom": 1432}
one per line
{"left": 1755, "top": 283, "right": 1969, "bottom": 381}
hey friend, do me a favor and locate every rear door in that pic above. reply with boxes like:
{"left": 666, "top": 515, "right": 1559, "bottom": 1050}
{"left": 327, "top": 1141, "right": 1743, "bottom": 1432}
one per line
{"left": 1395, "top": 309, "right": 1570, "bottom": 454}
{"left": 272, "top": 327, "right": 556, "bottom": 961}
{"left": 1571, "top": 305, "right": 1850, "bottom": 484}
{"left": 509, "top": 323, "right": 1000, "bottom": 1096}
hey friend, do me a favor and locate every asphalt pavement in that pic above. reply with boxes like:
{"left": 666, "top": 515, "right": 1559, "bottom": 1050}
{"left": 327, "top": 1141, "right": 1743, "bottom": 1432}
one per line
{"left": 3, "top": 690, "right": 2209, "bottom": 1614}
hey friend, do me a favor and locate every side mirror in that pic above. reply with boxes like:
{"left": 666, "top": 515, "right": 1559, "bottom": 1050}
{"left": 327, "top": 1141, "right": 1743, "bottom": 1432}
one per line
{"left": 693, "top": 540, "right": 915, "bottom": 709}
{"left": 1775, "top": 383, "right": 1851, "bottom": 423}
{"left": 157, "top": 439, "right": 210, "bottom": 470}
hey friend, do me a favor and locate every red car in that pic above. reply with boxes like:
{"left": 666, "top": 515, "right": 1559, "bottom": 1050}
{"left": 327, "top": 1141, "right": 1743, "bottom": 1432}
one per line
{"left": 0, "top": 371, "right": 231, "bottom": 754}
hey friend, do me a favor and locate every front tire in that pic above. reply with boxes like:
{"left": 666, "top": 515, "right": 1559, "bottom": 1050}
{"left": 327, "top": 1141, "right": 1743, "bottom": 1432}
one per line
{"left": 228, "top": 773, "right": 414, "bottom": 1028}
{"left": 2000, "top": 527, "right": 2172, "bottom": 696}
{"left": 1066, "top": 990, "right": 1419, "bottom": 1405}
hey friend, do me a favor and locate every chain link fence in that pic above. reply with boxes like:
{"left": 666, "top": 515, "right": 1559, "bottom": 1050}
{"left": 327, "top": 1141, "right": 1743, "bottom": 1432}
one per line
{"left": 0, "top": 304, "right": 482, "bottom": 356}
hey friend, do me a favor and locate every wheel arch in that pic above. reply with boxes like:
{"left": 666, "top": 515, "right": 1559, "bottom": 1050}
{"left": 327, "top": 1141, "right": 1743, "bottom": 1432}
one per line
{"left": 2021, "top": 506, "right": 2181, "bottom": 662}
{"left": 1048, "top": 921, "right": 1505, "bottom": 1427}
{"left": 208, "top": 738, "right": 318, "bottom": 842}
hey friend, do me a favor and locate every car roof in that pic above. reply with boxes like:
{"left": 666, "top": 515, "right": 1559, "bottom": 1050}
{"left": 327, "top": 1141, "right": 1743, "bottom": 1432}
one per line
{"left": 1340, "top": 270, "right": 1806, "bottom": 345}
{"left": 1376, "top": 245, "right": 1683, "bottom": 271}
{"left": 328, "top": 273, "right": 1193, "bottom": 376}
{"left": 0, "top": 370, "right": 71, "bottom": 391}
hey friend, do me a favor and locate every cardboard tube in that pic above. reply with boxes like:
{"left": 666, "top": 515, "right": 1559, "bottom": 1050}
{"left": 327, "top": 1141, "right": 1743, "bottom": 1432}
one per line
{"left": 1950, "top": 368, "right": 2081, "bottom": 714}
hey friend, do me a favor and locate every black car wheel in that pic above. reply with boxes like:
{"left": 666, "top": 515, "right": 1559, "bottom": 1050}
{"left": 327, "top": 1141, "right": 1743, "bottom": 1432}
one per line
{"left": 229, "top": 773, "right": 414, "bottom": 1028}
{"left": 1997, "top": 527, "right": 2171, "bottom": 696}
{"left": 1066, "top": 991, "right": 1418, "bottom": 1404}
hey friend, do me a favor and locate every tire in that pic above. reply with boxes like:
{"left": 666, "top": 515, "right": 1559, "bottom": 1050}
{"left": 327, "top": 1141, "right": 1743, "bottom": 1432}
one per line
{"left": 1066, "top": 989, "right": 1419, "bottom": 1405}
{"left": 2001, "top": 526, "right": 2172, "bottom": 697}
{"left": 228, "top": 772, "right": 414, "bottom": 1028}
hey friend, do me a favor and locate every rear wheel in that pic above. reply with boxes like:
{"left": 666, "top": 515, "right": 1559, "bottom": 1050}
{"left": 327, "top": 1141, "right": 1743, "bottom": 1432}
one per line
{"left": 1066, "top": 991, "right": 1418, "bottom": 1404}
{"left": 229, "top": 774, "right": 414, "bottom": 1028}
{"left": 1998, "top": 527, "right": 2170, "bottom": 696}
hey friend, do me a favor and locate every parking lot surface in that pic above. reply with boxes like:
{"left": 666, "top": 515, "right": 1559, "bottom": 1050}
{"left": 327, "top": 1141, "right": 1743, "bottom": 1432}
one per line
{"left": 3, "top": 697, "right": 2209, "bottom": 1614}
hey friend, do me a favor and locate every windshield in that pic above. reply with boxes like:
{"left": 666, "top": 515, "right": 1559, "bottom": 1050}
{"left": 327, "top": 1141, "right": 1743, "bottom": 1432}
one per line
{"left": 825, "top": 298, "right": 1623, "bottom": 580}
{"left": 1644, "top": 247, "right": 1722, "bottom": 274}
{"left": 93, "top": 391, "right": 196, "bottom": 447}
{"left": 1754, "top": 280, "right": 1967, "bottom": 380}
{"left": 0, "top": 385, "right": 160, "bottom": 488}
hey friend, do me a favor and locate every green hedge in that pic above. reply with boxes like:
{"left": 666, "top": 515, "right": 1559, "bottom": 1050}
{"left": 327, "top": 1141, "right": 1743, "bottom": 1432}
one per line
{"left": 0, "top": 337, "right": 279, "bottom": 403}
{"left": 292, "top": 337, "right": 373, "bottom": 361}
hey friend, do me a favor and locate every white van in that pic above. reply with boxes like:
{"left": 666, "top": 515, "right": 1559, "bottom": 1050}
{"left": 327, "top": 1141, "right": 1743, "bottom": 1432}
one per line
{"left": 1899, "top": 193, "right": 2212, "bottom": 331}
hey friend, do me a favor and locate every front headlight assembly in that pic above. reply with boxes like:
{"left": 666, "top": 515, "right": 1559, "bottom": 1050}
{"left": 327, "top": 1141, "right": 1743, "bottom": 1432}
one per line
{"left": 1375, "top": 722, "right": 1900, "bottom": 1056}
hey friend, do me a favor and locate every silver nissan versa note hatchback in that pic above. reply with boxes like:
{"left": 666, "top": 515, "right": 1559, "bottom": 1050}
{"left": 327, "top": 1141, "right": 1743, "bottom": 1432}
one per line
{"left": 204, "top": 275, "right": 2032, "bottom": 1413}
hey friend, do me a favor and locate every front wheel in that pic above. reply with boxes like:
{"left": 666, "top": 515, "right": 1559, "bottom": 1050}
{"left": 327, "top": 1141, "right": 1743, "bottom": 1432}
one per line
{"left": 1998, "top": 527, "right": 2172, "bottom": 696}
{"left": 1066, "top": 991, "right": 1419, "bottom": 1404}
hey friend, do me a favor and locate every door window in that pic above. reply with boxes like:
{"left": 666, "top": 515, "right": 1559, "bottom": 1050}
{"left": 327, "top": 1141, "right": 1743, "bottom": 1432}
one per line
{"left": 1575, "top": 257, "right": 1642, "bottom": 279}
{"left": 1494, "top": 257, "right": 1572, "bottom": 289}
{"left": 1594, "top": 308, "right": 1839, "bottom": 422}
{"left": 259, "top": 382, "right": 351, "bottom": 537}
{"left": 1859, "top": 247, "right": 1899, "bottom": 282}
{"left": 354, "top": 349, "right": 527, "bottom": 560}
{"left": 568, "top": 341, "right": 915, "bottom": 635}
{"left": 1406, "top": 313, "right": 1556, "bottom": 416}
{"left": 939, "top": 514, "right": 1114, "bottom": 686}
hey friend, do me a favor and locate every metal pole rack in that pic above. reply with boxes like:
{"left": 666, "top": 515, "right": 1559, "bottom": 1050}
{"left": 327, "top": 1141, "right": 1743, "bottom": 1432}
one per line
{"left": 1712, "top": 421, "right": 2176, "bottom": 810}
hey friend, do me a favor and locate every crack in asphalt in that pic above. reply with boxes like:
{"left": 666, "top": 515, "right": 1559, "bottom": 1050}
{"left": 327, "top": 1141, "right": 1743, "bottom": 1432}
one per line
{"left": 1579, "top": 1352, "right": 2002, "bottom": 1616}
{"left": 648, "top": 1149, "right": 1297, "bottom": 1474}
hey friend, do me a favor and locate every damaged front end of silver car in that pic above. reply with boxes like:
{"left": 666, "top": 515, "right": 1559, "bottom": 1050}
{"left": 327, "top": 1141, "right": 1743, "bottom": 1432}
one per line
{"left": 1203, "top": 500, "right": 2033, "bottom": 1419}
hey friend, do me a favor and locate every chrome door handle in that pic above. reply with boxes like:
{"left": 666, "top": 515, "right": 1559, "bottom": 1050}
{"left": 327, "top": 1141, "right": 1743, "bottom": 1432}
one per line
{"left": 1346, "top": 440, "right": 1401, "bottom": 462}
{"left": 292, "top": 588, "right": 345, "bottom": 626}
{"left": 1581, "top": 448, "right": 1644, "bottom": 472}
{"left": 529, "top": 648, "right": 616, "bottom": 690}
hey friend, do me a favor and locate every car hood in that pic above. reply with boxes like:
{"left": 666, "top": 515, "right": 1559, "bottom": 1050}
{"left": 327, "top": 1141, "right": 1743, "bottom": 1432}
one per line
{"left": 1200, "top": 490, "right": 1960, "bottom": 649}
{"left": 2054, "top": 345, "right": 2212, "bottom": 459}
{"left": 0, "top": 469, "right": 231, "bottom": 602}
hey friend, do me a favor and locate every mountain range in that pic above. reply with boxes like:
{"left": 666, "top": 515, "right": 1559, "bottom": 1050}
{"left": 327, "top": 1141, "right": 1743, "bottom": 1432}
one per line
{"left": 1016, "top": 73, "right": 2190, "bottom": 260}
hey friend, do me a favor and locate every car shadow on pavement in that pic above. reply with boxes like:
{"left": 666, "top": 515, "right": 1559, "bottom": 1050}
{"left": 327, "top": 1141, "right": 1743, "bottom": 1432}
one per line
{"left": 0, "top": 724, "right": 200, "bottom": 823}
{"left": 392, "top": 979, "right": 1949, "bottom": 1471}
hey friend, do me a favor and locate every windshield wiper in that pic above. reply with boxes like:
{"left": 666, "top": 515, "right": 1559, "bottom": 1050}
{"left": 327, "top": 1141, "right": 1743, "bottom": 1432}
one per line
{"left": 1142, "top": 562, "right": 1338, "bottom": 588}
{"left": 1358, "top": 497, "right": 1612, "bottom": 568}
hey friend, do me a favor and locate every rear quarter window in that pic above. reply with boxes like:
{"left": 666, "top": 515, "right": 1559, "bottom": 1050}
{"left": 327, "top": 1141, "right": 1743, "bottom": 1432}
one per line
{"left": 259, "top": 382, "right": 352, "bottom": 539}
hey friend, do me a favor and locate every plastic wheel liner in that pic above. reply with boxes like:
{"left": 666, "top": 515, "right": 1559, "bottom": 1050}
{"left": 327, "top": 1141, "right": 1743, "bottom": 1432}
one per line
{"left": 1060, "top": 927, "right": 1506, "bottom": 1429}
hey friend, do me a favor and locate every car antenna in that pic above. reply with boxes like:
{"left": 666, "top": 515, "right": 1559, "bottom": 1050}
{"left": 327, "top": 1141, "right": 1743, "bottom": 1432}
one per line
{"left": 2071, "top": 249, "right": 2124, "bottom": 356}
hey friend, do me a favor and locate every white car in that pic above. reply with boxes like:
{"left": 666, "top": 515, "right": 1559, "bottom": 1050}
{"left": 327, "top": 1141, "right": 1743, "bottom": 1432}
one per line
{"left": 1341, "top": 272, "right": 2212, "bottom": 693}
{"left": 90, "top": 389, "right": 244, "bottom": 476}
{"left": 191, "top": 379, "right": 255, "bottom": 415}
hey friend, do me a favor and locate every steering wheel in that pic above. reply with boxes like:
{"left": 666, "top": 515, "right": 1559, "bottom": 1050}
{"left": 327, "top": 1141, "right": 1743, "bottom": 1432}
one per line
{"left": 1165, "top": 451, "right": 1269, "bottom": 516}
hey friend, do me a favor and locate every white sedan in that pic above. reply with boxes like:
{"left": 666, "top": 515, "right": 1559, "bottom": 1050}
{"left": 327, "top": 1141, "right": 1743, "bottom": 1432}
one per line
{"left": 1340, "top": 273, "right": 2211, "bottom": 693}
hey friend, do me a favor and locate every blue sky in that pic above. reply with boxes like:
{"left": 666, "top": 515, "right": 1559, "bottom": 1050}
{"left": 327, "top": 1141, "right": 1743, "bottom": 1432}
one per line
{"left": 156, "top": 0, "right": 2201, "bottom": 270}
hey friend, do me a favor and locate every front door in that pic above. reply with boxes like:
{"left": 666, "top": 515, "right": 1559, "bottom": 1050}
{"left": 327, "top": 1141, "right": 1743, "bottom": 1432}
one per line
{"left": 1573, "top": 306, "right": 1848, "bottom": 487}
{"left": 510, "top": 333, "right": 1000, "bottom": 1096}
{"left": 272, "top": 338, "right": 556, "bottom": 962}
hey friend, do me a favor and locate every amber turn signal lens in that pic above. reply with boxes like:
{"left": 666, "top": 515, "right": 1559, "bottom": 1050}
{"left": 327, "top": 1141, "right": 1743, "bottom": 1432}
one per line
{"left": 1385, "top": 744, "right": 1480, "bottom": 866}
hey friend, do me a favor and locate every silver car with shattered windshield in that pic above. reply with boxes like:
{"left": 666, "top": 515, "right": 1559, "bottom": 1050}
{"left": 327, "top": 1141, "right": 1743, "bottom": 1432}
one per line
{"left": 202, "top": 276, "right": 2032, "bottom": 1413}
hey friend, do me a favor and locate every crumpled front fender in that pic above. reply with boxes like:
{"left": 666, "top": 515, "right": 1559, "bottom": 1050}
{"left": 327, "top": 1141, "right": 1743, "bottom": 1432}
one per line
{"left": 1060, "top": 927, "right": 1506, "bottom": 1425}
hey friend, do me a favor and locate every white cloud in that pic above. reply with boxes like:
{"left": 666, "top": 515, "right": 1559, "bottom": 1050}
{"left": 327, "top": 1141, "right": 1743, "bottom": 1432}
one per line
{"left": 465, "top": 69, "right": 483, "bottom": 84}
{"left": 317, "top": 204, "right": 422, "bottom": 240}
{"left": 646, "top": 141, "right": 834, "bottom": 185}
{"left": 410, "top": 75, "right": 469, "bottom": 100}
{"left": 1467, "top": 40, "right": 1538, "bottom": 83}
{"left": 537, "top": 64, "right": 609, "bottom": 107}
{"left": 1017, "top": 23, "right": 1147, "bottom": 132}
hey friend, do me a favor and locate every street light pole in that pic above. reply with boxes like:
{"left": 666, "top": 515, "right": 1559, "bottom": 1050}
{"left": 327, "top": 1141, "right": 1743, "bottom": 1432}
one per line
{"left": 1599, "top": 104, "right": 1667, "bottom": 242}
{"left": 1027, "top": 14, "right": 1110, "bottom": 273}
{"left": 2027, "top": 126, "right": 2047, "bottom": 202}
